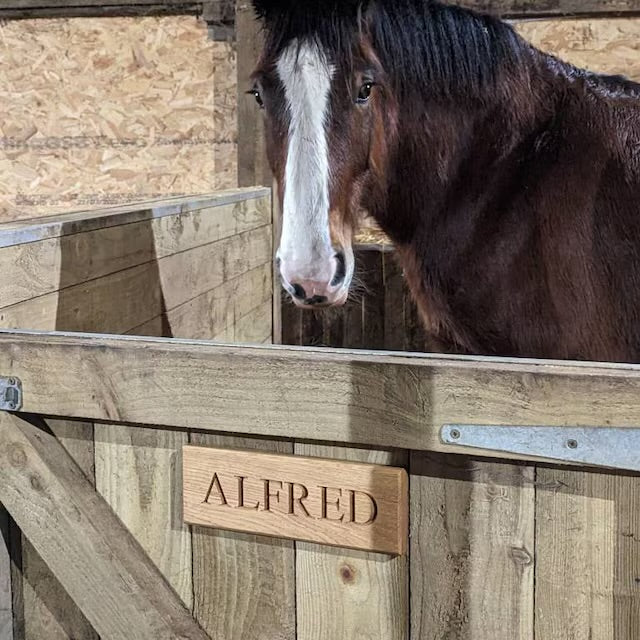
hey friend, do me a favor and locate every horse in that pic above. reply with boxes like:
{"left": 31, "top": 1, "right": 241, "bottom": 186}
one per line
{"left": 248, "top": 0, "right": 640, "bottom": 363}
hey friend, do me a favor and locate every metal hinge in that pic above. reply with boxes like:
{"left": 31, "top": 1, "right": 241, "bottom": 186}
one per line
{"left": 441, "top": 424, "right": 640, "bottom": 472}
{"left": 0, "top": 377, "right": 22, "bottom": 412}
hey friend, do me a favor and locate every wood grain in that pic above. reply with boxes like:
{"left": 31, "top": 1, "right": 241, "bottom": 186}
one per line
{"left": 535, "top": 468, "right": 640, "bottom": 639}
{"left": 128, "top": 263, "right": 272, "bottom": 340}
{"left": 19, "top": 420, "right": 98, "bottom": 640}
{"left": 516, "top": 17, "right": 640, "bottom": 83}
{"left": 4, "top": 331, "right": 640, "bottom": 465}
{"left": 237, "top": 1, "right": 271, "bottom": 189}
{"left": 0, "top": 507, "right": 11, "bottom": 640}
{"left": 295, "top": 445, "right": 408, "bottom": 640}
{"left": 0, "top": 225, "right": 272, "bottom": 334}
{"left": 410, "top": 453, "right": 534, "bottom": 640}
{"left": 184, "top": 446, "right": 407, "bottom": 554}
{"left": 0, "top": 413, "right": 208, "bottom": 640}
{"left": 0, "top": 194, "right": 269, "bottom": 310}
{"left": 191, "top": 434, "right": 296, "bottom": 640}
{"left": 0, "top": 15, "right": 236, "bottom": 222}
{"left": 457, "top": 0, "right": 640, "bottom": 16}
{"left": 95, "top": 425, "right": 193, "bottom": 607}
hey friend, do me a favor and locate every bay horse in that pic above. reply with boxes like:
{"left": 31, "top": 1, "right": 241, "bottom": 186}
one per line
{"left": 249, "top": 0, "right": 640, "bottom": 363}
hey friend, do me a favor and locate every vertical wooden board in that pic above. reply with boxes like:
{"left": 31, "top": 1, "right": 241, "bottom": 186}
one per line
{"left": 535, "top": 469, "right": 639, "bottom": 640}
{"left": 237, "top": 2, "right": 270, "bottom": 188}
{"left": 232, "top": 299, "right": 273, "bottom": 344}
{"left": 94, "top": 425, "right": 193, "bottom": 608}
{"left": 360, "top": 249, "right": 385, "bottom": 350}
{"left": 295, "top": 444, "right": 408, "bottom": 640}
{"left": 189, "top": 267, "right": 294, "bottom": 639}
{"left": 410, "top": 453, "right": 534, "bottom": 640}
{"left": 190, "top": 434, "right": 295, "bottom": 640}
{"left": 19, "top": 420, "right": 98, "bottom": 640}
{"left": 271, "top": 178, "right": 283, "bottom": 345}
{"left": 0, "top": 507, "right": 11, "bottom": 640}
{"left": 382, "top": 249, "right": 407, "bottom": 352}
{"left": 281, "top": 298, "right": 302, "bottom": 346}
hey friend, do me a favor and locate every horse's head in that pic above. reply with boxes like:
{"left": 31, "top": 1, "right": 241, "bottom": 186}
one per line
{"left": 249, "top": 0, "right": 396, "bottom": 308}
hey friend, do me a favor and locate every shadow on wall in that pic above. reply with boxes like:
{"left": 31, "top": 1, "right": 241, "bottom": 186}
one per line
{"left": 54, "top": 214, "right": 172, "bottom": 338}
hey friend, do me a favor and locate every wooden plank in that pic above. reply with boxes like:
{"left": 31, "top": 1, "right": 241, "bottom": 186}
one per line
{"left": 19, "top": 420, "right": 98, "bottom": 640}
{"left": 0, "top": 507, "right": 11, "bottom": 640}
{"left": 191, "top": 434, "right": 295, "bottom": 640}
{"left": 94, "top": 425, "right": 193, "bottom": 607}
{"left": 0, "top": 0, "right": 214, "bottom": 7}
{"left": 535, "top": 469, "right": 640, "bottom": 639}
{"left": 0, "top": 3, "right": 202, "bottom": 19}
{"left": 456, "top": 1, "right": 640, "bottom": 16}
{"left": 0, "top": 225, "right": 272, "bottom": 334}
{"left": 237, "top": 1, "right": 271, "bottom": 189}
{"left": 128, "top": 263, "right": 272, "bottom": 339}
{"left": 5, "top": 331, "right": 640, "bottom": 461}
{"left": 0, "top": 189, "right": 269, "bottom": 247}
{"left": 229, "top": 300, "right": 273, "bottom": 344}
{"left": 184, "top": 446, "right": 407, "bottom": 554}
{"left": 410, "top": 453, "right": 534, "bottom": 640}
{"left": 0, "top": 193, "right": 270, "bottom": 310}
{"left": 295, "top": 445, "right": 408, "bottom": 640}
{"left": 0, "top": 413, "right": 208, "bottom": 640}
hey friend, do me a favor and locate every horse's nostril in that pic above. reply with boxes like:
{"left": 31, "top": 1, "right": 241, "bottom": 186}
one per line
{"left": 306, "top": 295, "right": 328, "bottom": 306}
{"left": 291, "top": 283, "right": 307, "bottom": 300}
{"left": 331, "top": 252, "right": 347, "bottom": 287}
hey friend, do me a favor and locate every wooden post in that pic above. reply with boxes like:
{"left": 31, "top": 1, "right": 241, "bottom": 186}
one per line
{"left": 0, "top": 506, "right": 12, "bottom": 640}
{"left": 0, "top": 413, "right": 209, "bottom": 640}
{"left": 236, "top": 1, "right": 281, "bottom": 343}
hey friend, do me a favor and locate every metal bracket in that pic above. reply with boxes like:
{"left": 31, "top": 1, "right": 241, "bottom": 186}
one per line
{"left": 0, "top": 377, "right": 22, "bottom": 412}
{"left": 441, "top": 424, "right": 640, "bottom": 472}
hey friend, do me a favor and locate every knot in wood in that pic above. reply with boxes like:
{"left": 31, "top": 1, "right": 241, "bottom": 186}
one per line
{"left": 7, "top": 442, "right": 26, "bottom": 468}
{"left": 339, "top": 563, "right": 357, "bottom": 584}
{"left": 509, "top": 546, "right": 533, "bottom": 567}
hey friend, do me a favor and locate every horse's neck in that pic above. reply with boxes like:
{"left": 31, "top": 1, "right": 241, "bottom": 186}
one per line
{"left": 376, "top": 90, "right": 546, "bottom": 245}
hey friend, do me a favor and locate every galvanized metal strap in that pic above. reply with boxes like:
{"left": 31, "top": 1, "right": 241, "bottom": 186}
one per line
{"left": 0, "top": 377, "right": 22, "bottom": 412}
{"left": 441, "top": 424, "right": 640, "bottom": 472}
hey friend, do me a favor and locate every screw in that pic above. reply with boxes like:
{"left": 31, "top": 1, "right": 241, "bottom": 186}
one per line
{"left": 567, "top": 439, "right": 579, "bottom": 450}
{"left": 6, "top": 402, "right": 15, "bottom": 411}
{"left": 7, "top": 378, "right": 15, "bottom": 386}
{"left": 450, "top": 429, "right": 461, "bottom": 440}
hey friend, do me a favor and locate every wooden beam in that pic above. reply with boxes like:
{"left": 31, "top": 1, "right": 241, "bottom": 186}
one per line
{"left": 2, "top": 331, "right": 640, "bottom": 462}
{"left": 0, "top": 507, "right": 12, "bottom": 640}
{"left": 236, "top": 2, "right": 271, "bottom": 189}
{"left": 455, "top": 1, "right": 640, "bottom": 18}
{"left": 0, "top": 412, "right": 209, "bottom": 640}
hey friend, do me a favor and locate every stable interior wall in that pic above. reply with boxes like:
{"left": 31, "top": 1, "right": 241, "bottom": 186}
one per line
{"left": 0, "top": 16, "right": 237, "bottom": 222}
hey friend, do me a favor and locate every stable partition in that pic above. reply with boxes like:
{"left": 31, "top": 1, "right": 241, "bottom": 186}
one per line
{"left": 0, "top": 332, "right": 639, "bottom": 639}
{"left": 0, "top": 188, "right": 638, "bottom": 640}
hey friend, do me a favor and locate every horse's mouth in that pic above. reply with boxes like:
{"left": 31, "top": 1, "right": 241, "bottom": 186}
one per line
{"left": 292, "top": 290, "right": 349, "bottom": 310}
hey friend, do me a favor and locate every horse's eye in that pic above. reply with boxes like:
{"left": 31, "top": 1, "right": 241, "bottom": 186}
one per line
{"left": 247, "top": 89, "right": 264, "bottom": 109}
{"left": 357, "top": 82, "right": 375, "bottom": 104}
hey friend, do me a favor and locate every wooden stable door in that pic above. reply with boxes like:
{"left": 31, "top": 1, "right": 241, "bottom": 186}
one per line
{"left": 0, "top": 331, "right": 638, "bottom": 640}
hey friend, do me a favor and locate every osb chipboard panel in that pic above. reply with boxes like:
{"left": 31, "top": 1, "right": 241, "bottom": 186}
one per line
{"left": 515, "top": 17, "right": 640, "bottom": 82}
{"left": 0, "top": 16, "right": 237, "bottom": 222}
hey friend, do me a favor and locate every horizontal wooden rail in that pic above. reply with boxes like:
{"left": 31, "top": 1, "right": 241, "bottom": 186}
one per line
{"left": 0, "top": 330, "right": 639, "bottom": 463}
{"left": 456, "top": 0, "right": 640, "bottom": 18}
{"left": 1, "top": 0, "right": 639, "bottom": 19}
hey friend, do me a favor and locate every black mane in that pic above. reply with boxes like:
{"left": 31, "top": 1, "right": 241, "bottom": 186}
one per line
{"left": 254, "top": 0, "right": 529, "bottom": 100}
{"left": 255, "top": 0, "right": 640, "bottom": 101}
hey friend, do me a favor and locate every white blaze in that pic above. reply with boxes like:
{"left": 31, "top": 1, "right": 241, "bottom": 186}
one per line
{"left": 277, "top": 40, "right": 334, "bottom": 280}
